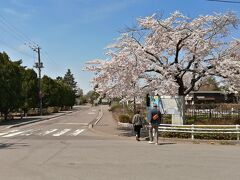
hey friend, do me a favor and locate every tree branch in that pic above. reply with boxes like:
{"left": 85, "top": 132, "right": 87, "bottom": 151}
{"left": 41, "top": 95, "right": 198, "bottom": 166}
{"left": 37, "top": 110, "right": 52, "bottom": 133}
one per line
{"left": 145, "top": 69, "right": 162, "bottom": 74}
{"left": 170, "top": 34, "right": 191, "bottom": 66}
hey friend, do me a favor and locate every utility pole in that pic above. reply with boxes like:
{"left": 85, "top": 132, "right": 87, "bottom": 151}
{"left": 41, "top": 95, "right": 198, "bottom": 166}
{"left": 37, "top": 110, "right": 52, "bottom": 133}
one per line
{"left": 33, "top": 46, "right": 43, "bottom": 116}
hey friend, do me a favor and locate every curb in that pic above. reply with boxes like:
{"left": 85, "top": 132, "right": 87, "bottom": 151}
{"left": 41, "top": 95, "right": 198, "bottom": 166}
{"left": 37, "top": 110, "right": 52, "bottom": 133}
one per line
{"left": 87, "top": 107, "right": 134, "bottom": 139}
{"left": 88, "top": 106, "right": 103, "bottom": 128}
{"left": 94, "top": 106, "right": 103, "bottom": 125}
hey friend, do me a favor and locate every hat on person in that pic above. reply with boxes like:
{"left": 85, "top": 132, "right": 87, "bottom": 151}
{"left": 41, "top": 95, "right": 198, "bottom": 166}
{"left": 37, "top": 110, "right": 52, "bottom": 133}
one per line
{"left": 153, "top": 103, "right": 157, "bottom": 107}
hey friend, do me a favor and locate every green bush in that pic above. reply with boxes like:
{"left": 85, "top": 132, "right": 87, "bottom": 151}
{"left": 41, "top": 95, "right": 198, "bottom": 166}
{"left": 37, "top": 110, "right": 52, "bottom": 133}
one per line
{"left": 110, "top": 103, "right": 122, "bottom": 112}
{"left": 118, "top": 114, "right": 131, "bottom": 123}
{"left": 162, "top": 114, "right": 172, "bottom": 124}
{"left": 47, "top": 107, "right": 59, "bottom": 113}
{"left": 161, "top": 132, "right": 190, "bottom": 139}
{"left": 160, "top": 130, "right": 238, "bottom": 140}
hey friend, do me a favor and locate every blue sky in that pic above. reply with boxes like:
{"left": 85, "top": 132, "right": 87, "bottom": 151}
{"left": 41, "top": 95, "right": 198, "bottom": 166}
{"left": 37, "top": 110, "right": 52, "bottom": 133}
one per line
{"left": 0, "top": 0, "right": 239, "bottom": 93}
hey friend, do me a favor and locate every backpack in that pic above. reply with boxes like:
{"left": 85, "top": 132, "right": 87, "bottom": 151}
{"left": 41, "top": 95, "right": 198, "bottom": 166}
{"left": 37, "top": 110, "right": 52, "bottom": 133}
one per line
{"left": 152, "top": 111, "right": 161, "bottom": 121}
{"left": 152, "top": 114, "right": 159, "bottom": 120}
{"left": 133, "top": 114, "right": 143, "bottom": 125}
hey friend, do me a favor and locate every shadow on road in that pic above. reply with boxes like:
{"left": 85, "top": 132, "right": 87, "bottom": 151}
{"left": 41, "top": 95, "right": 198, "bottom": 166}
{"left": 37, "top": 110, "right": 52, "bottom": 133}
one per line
{"left": 0, "top": 117, "right": 40, "bottom": 126}
{"left": 117, "top": 127, "right": 177, "bottom": 145}
{"left": 0, "top": 143, "right": 29, "bottom": 149}
{"left": 159, "top": 142, "right": 176, "bottom": 145}
{"left": 117, "top": 126, "right": 135, "bottom": 137}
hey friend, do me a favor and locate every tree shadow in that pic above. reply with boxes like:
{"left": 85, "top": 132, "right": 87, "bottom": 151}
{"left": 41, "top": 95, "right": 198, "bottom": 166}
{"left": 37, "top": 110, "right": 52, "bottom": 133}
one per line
{"left": 117, "top": 126, "right": 149, "bottom": 137}
{"left": 0, "top": 117, "right": 39, "bottom": 126}
{"left": 158, "top": 142, "right": 176, "bottom": 145}
{"left": 0, "top": 143, "right": 29, "bottom": 149}
{"left": 116, "top": 127, "right": 177, "bottom": 146}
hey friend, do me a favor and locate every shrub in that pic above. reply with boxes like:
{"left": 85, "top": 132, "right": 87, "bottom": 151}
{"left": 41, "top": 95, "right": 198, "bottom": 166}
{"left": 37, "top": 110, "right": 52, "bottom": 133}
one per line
{"left": 162, "top": 114, "right": 172, "bottom": 124}
{"left": 110, "top": 103, "right": 122, "bottom": 112}
{"left": 118, "top": 114, "right": 131, "bottom": 123}
{"left": 160, "top": 130, "right": 238, "bottom": 140}
{"left": 47, "top": 107, "right": 59, "bottom": 113}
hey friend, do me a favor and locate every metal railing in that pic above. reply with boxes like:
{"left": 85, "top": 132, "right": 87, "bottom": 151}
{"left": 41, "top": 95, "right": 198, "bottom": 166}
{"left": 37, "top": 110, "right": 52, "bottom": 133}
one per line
{"left": 159, "top": 124, "right": 240, "bottom": 140}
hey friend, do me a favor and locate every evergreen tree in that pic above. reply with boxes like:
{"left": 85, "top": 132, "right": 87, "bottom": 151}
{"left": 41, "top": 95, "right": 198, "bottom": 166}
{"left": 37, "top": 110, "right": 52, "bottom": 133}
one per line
{"left": 20, "top": 68, "right": 38, "bottom": 116}
{"left": 0, "top": 52, "right": 22, "bottom": 119}
{"left": 63, "top": 69, "right": 77, "bottom": 93}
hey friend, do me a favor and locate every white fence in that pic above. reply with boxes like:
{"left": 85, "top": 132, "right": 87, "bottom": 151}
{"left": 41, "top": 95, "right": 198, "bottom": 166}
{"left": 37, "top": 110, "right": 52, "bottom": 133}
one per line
{"left": 159, "top": 124, "right": 240, "bottom": 140}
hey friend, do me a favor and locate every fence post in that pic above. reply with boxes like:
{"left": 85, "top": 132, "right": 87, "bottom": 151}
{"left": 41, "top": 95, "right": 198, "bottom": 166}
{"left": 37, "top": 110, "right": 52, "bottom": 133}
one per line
{"left": 236, "top": 124, "right": 239, "bottom": 141}
{"left": 191, "top": 124, "right": 194, "bottom": 140}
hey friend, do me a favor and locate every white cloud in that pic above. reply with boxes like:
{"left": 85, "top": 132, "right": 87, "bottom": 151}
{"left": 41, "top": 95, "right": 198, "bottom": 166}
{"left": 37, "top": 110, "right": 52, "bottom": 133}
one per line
{"left": 75, "top": 0, "right": 141, "bottom": 23}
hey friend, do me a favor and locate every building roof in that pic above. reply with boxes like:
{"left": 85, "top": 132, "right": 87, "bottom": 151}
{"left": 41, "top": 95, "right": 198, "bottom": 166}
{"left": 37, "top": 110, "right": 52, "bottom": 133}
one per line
{"left": 191, "top": 91, "right": 224, "bottom": 94}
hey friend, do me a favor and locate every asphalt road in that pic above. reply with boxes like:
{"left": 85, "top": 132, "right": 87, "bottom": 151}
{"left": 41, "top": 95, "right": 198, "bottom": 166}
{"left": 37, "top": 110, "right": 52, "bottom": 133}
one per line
{"left": 0, "top": 106, "right": 240, "bottom": 180}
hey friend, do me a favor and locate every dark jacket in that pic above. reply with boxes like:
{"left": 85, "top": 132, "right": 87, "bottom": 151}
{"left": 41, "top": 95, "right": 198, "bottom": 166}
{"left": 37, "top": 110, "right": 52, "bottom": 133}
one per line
{"left": 147, "top": 108, "right": 162, "bottom": 125}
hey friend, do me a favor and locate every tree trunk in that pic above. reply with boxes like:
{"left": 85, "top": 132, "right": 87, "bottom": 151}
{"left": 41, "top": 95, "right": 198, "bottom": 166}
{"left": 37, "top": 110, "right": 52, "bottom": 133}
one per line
{"left": 175, "top": 76, "right": 186, "bottom": 96}
{"left": 133, "top": 97, "right": 136, "bottom": 113}
{"left": 4, "top": 113, "right": 7, "bottom": 121}
{"left": 23, "top": 109, "right": 27, "bottom": 117}
{"left": 4, "top": 111, "right": 8, "bottom": 121}
{"left": 178, "top": 85, "right": 186, "bottom": 96}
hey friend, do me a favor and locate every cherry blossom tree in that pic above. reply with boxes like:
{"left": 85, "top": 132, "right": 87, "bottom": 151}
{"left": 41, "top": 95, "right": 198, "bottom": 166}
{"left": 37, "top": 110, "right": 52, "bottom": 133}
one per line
{"left": 86, "top": 11, "right": 239, "bottom": 99}
{"left": 217, "top": 39, "right": 240, "bottom": 92}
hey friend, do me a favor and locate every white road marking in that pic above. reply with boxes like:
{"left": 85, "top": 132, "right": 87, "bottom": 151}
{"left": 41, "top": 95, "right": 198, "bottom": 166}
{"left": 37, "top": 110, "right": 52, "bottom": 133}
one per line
{"left": 69, "top": 129, "right": 85, "bottom": 136}
{"left": 56, "top": 123, "right": 88, "bottom": 125}
{"left": 0, "top": 128, "right": 86, "bottom": 137}
{"left": 52, "top": 129, "right": 71, "bottom": 136}
{"left": 20, "top": 129, "right": 41, "bottom": 136}
{"left": 88, "top": 112, "right": 96, "bottom": 115}
{"left": 0, "top": 129, "right": 19, "bottom": 136}
{"left": 39, "top": 129, "right": 58, "bottom": 136}
{"left": 19, "top": 129, "right": 33, "bottom": 136}
{"left": 2, "top": 131, "right": 25, "bottom": 137}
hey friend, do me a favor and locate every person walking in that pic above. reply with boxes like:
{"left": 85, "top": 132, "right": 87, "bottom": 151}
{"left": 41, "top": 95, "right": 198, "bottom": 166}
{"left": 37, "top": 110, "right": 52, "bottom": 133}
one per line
{"left": 132, "top": 110, "right": 145, "bottom": 141}
{"left": 147, "top": 103, "right": 162, "bottom": 145}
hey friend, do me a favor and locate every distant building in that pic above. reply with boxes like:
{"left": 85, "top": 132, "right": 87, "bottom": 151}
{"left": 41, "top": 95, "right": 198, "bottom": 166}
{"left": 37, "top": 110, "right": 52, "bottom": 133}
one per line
{"left": 101, "top": 98, "right": 109, "bottom": 105}
{"left": 186, "top": 91, "right": 237, "bottom": 104}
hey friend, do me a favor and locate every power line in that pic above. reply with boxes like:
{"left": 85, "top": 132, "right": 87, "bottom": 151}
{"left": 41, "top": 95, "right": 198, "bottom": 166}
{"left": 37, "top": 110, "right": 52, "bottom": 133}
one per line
{"left": 42, "top": 50, "right": 60, "bottom": 67}
{"left": 0, "top": 14, "right": 38, "bottom": 48}
{"left": 0, "top": 14, "right": 58, "bottom": 66}
{"left": 0, "top": 37, "right": 33, "bottom": 58}
{"left": 0, "top": 14, "right": 44, "bottom": 115}
{"left": 206, "top": 0, "right": 240, "bottom": 3}
{"left": 0, "top": 21, "right": 29, "bottom": 47}
{"left": 0, "top": 14, "right": 62, "bottom": 75}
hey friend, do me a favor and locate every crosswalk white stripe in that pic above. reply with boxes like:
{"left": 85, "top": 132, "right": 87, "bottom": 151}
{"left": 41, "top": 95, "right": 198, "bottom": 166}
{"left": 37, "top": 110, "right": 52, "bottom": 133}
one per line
{"left": 20, "top": 129, "right": 41, "bottom": 136}
{"left": 56, "top": 123, "right": 88, "bottom": 125}
{"left": 39, "top": 129, "right": 58, "bottom": 136}
{"left": 0, "top": 128, "right": 86, "bottom": 137}
{"left": 0, "top": 129, "right": 19, "bottom": 136}
{"left": 19, "top": 129, "right": 33, "bottom": 136}
{"left": 69, "top": 129, "right": 85, "bottom": 136}
{"left": 52, "top": 129, "right": 71, "bottom": 136}
{"left": 2, "top": 131, "right": 25, "bottom": 137}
